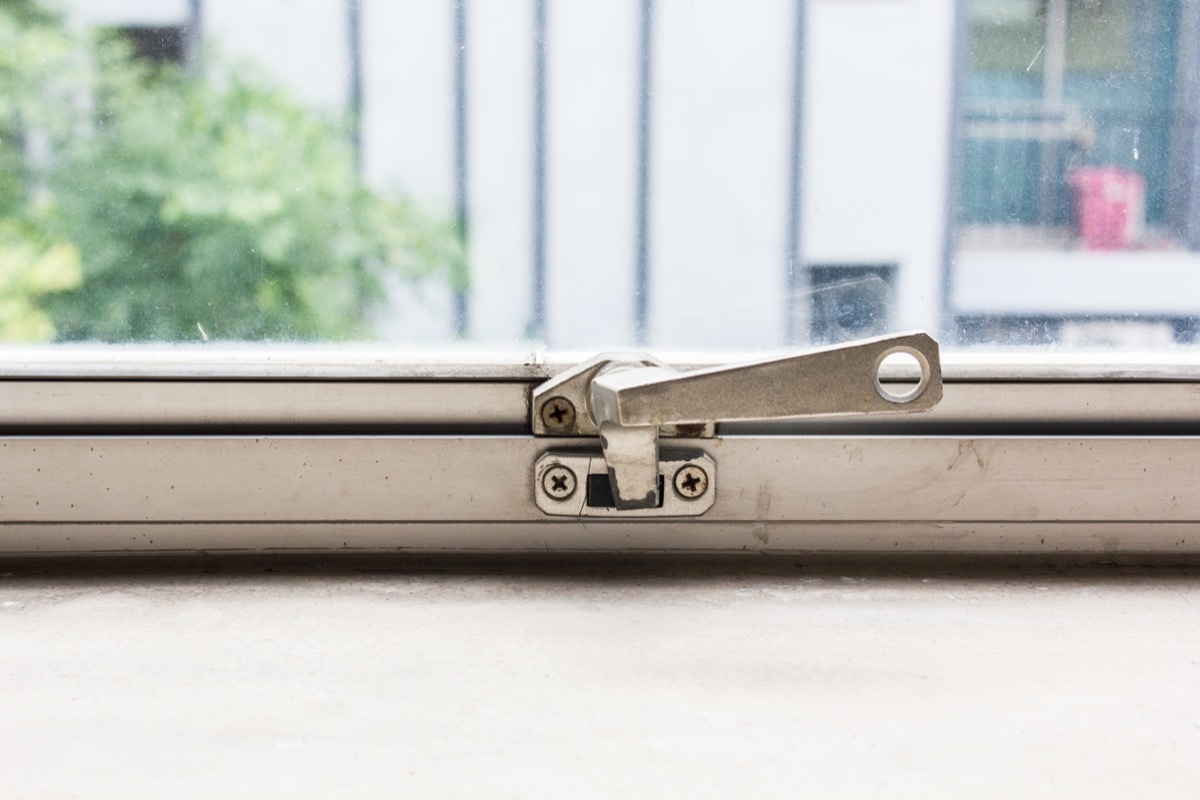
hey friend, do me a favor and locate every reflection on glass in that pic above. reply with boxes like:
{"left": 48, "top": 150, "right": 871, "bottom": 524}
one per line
{"left": 959, "top": 0, "right": 1198, "bottom": 347}
{"left": 0, "top": 0, "right": 1195, "bottom": 350}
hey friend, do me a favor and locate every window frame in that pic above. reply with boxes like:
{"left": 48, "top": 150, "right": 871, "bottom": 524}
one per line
{"left": 2, "top": 346, "right": 1198, "bottom": 556}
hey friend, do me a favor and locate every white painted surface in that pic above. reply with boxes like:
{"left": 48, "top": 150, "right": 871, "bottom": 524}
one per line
{"left": 359, "top": 0, "right": 459, "bottom": 344}
{"left": 360, "top": 0, "right": 456, "bottom": 206}
{"left": 649, "top": 0, "right": 794, "bottom": 348}
{"left": 954, "top": 250, "right": 1200, "bottom": 315}
{"left": 58, "top": 0, "right": 188, "bottom": 26}
{"left": 205, "top": 0, "right": 350, "bottom": 110}
{"left": 467, "top": 0, "right": 536, "bottom": 343}
{"left": 2, "top": 561, "right": 1199, "bottom": 798}
{"left": 545, "top": 1, "right": 641, "bottom": 348}
{"left": 804, "top": 0, "right": 956, "bottom": 331}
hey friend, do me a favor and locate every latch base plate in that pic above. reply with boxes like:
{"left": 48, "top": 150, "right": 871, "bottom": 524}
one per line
{"left": 534, "top": 450, "right": 716, "bottom": 518}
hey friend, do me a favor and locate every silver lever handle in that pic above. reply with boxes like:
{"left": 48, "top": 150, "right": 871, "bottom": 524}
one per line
{"left": 532, "top": 331, "right": 942, "bottom": 511}
{"left": 589, "top": 331, "right": 941, "bottom": 427}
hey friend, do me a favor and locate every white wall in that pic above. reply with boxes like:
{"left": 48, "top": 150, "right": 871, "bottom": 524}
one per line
{"left": 359, "top": 0, "right": 460, "bottom": 343}
{"left": 803, "top": 0, "right": 957, "bottom": 332}
{"left": 205, "top": 0, "right": 349, "bottom": 110}
{"left": 59, "top": 0, "right": 188, "bottom": 26}
{"left": 466, "top": 0, "right": 537, "bottom": 343}
{"left": 360, "top": 0, "right": 455, "bottom": 205}
{"left": 648, "top": 0, "right": 795, "bottom": 349}
{"left": 544, "top": 0, "right": 641, "bottom": 349}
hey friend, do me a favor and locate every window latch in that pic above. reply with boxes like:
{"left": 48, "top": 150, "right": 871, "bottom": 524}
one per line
{"left": 532, "top": 331, "right": 942, "bottom": 517}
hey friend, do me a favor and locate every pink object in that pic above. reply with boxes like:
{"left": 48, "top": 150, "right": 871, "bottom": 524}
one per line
{"left": 1067, "top": 167, "right": 1145, "bottom": 250}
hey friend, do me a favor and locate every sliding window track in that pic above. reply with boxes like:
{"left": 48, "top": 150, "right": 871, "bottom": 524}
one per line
{"left": 2, "top": 349, "right": 1199, "bottom": 554}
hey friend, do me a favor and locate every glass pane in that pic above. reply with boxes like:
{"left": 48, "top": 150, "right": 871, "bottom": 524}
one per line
{"left": 960, "top": 0, "right": 1193, "bottom": 348}
{"left": 0, "top": 0, "right": 1196, "bottom": 352}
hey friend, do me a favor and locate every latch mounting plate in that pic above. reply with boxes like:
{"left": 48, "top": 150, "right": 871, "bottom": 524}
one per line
{"left": 534, "top": 450, "right": 716, "bottom": 518}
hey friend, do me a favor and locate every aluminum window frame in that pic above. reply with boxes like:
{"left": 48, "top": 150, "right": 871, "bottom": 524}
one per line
{"left": 2, "top": 347, "right": 1199, "bottom": 556}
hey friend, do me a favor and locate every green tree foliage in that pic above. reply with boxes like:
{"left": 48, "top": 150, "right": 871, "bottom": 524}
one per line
{"left": 0, "top": 0, "right": 84, "bottom": 340}
{"left": 0, "top": 0, "right": 463, "bottom": 342}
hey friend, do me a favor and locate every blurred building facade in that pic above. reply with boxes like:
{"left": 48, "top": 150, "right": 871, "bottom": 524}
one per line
{"left": 61, "top": 0, "right": 1200, "bottom": 348}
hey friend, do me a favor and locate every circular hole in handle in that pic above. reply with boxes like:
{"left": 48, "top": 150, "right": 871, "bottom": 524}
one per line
{"left": 873, "top": 347, "right": 930, "bottom": 404}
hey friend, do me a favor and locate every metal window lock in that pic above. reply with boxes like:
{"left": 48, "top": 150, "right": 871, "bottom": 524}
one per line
{"left": 532, "top": 331, "right": 943, "bottom": 517}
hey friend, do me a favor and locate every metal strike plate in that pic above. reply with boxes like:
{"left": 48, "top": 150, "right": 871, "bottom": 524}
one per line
{"left": 534, "top": 451, "right": 715, "bottom": 518}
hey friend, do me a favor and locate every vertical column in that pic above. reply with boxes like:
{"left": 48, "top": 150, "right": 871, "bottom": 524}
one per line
{"left": 347, "top": 0, "right": 363, "bottom": 173}
{"left": 784, "top": 0, "right": 807, "bottom": 345}
{"left": 185, "top": 0, "right": 203, "bottom": 71}
{"left": 1042, "top": 0, "right": 1068, "bottom": 108}
{"left": 1172, "top": 0, "right": 1200, "bottom": 249}
{"left": 940, "top": 0, "right": 969, "bottom": 342}
{"left": 529, "top": 0, "right": 548, "bottom": 340}
{"left": 452, "top": 0, "right": 470, "bottom": 337}
{"left": 1040, "top": 0, "right": 1068, "bottom": 226}
{"left": 633, "top": 0, "right": 655, "bottom": 346}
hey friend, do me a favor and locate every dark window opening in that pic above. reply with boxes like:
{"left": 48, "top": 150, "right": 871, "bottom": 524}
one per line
{"left": 808, "top": 264, "right": 896, "bottom": 345}
{"left": 116, "top": 26, "right": 187, "bottom": 65}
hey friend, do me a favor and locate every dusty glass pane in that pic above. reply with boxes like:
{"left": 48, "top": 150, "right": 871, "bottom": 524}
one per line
{"left": 0, "top": 0, "right": 1195, "bottom": 352}
{"left": 960, "top": 0, "right": 1194, "bottom": 348}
